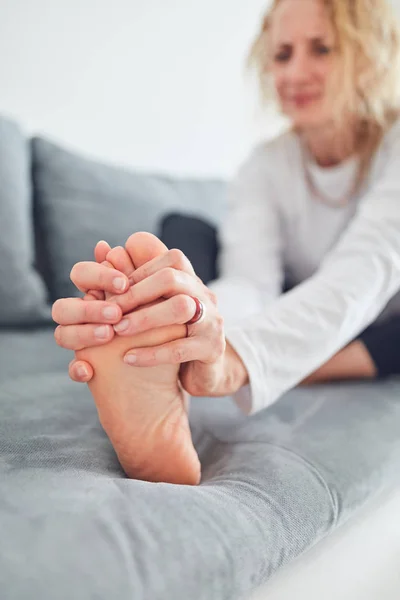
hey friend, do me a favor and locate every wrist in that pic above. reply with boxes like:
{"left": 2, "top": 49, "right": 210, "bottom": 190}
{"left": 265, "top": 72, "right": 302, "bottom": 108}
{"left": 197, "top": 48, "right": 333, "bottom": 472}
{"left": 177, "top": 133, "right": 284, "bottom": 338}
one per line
{"left": 179, "top": 339, "right": 249, "bottom": 398}
{"left": 220, "top": 340, "right": 249, "bottom": 396}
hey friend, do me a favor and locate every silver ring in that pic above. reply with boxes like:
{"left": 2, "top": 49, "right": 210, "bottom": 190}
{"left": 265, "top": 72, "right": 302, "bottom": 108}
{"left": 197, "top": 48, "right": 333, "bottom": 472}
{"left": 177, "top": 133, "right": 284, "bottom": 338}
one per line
{"left": 193, "top": 301, "right": 206, "bottom": 325}
{"left": 186, "top": 297, "right": 206, "bottom": 326}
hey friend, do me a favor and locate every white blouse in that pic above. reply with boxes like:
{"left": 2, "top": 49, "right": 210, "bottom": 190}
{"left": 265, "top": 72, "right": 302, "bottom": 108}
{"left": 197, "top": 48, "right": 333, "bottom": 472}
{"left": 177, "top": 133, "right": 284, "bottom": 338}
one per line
{"left": 209, "top": 121, "right": 400, "bottom": 415}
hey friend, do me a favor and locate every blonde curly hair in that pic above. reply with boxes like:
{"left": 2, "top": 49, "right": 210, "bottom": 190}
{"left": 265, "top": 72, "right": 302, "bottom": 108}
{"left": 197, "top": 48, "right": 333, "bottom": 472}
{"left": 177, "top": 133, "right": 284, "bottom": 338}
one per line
{"left": 248, "top": 0, "right": 400, "bottom": 182}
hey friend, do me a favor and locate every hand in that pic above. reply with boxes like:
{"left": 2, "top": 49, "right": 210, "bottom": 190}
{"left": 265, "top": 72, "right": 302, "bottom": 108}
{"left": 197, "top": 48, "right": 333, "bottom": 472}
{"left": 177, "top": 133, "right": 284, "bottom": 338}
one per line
{"left": 53, "top": 241, "right": 134, "bottom": 381}
{"left": 106, "top": 241, "right": 248, "bottom": 397}
{"left": 60, "top": 239, "right": 175, "bottom": 383}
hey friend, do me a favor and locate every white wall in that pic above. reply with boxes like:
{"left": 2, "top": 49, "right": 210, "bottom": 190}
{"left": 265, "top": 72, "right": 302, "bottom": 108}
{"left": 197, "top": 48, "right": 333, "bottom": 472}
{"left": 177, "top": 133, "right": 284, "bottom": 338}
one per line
{"left": 0, "top": 0, "right": 284, "bottom": 178}
{"left": 1, "top": 1, "right": 399, "bottom": 178}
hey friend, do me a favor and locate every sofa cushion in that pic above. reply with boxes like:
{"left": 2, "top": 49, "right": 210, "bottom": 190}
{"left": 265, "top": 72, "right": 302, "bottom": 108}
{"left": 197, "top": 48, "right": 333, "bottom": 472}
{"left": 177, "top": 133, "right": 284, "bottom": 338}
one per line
{"left": 0, "top": 117, "right": 51, "bottom": 326}
{"left": 32, "top": 137, "right": 226, "bottom": 301}
{"left": 1, "top": 328, "right": 400, "bottom": 599}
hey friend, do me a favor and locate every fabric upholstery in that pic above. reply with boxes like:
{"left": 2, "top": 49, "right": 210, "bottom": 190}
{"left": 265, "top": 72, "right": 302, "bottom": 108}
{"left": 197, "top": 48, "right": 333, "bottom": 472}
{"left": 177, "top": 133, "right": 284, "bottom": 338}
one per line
{"left": 0, "top": 117, "right": 51, "bottom": 326}
{"left": 32, "top": 137, "right": 226, "bottom": 301}
{"left": 0, "top": 329, "right": 399, "bottom": 599}
{"left": 159, "top": 213, "right": 219, "bottom": 284}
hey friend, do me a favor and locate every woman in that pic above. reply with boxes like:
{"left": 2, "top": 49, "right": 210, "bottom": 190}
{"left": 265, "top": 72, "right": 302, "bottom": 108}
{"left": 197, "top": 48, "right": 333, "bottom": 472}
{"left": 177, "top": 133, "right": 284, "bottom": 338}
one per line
{"left": 53, "top": 0, "right": 400, "bottom": 485}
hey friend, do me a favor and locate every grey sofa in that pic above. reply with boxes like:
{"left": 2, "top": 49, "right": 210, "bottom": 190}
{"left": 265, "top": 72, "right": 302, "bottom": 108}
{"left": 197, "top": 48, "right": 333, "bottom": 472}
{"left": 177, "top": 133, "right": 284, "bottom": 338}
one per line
{"left": 1, "top": 115, "right": 400, "bottom": 600}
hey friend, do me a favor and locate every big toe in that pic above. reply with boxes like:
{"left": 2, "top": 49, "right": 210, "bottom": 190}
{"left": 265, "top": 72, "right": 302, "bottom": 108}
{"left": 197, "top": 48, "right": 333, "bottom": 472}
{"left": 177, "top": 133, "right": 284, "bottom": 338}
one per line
{"left": 125, "top": 232, "right": 168, "bottom": 268}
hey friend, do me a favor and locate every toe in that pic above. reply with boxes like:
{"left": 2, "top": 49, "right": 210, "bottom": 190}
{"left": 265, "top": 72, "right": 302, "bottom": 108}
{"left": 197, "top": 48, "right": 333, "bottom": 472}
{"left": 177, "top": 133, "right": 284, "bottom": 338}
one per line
{"left": 106, "top": 246, "right": 135, "bottom": 277}
{"left": 125, "top": 232, "right": 168, "bottom": 267}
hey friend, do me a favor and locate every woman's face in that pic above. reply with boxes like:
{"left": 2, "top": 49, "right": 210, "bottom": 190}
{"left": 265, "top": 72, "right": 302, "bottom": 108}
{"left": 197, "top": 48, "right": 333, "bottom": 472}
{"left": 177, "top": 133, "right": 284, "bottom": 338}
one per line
{"left": 269, "top": 0, "right": 339, "bottom": 130}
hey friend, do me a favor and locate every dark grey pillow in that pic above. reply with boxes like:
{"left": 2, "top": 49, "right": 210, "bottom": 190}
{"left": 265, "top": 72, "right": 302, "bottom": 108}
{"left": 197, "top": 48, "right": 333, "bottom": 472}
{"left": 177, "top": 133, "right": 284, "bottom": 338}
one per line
{"left": 0, "top": 117, "right": 51, "bottom": 326}
{"left": 159, "top": 213, "right": 219, "bottom": 284}
{"left": 32, "top": 137, "right": 226, "bottom": 301}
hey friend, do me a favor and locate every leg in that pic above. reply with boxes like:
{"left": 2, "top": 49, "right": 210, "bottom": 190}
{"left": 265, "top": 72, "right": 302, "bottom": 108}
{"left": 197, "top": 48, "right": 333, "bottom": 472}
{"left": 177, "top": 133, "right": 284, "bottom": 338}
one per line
{"left": 300, "top": 340, "right": 377, "bottom": 385}
{"left": 76, "top": 234, "right": 201, "bottom": 485}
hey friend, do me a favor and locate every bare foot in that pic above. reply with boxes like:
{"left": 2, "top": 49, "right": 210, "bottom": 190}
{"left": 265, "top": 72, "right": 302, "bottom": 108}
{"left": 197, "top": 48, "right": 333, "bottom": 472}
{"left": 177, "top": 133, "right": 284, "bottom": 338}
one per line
{"left": 76, "top": 234, "right": 201, "bottom": 485}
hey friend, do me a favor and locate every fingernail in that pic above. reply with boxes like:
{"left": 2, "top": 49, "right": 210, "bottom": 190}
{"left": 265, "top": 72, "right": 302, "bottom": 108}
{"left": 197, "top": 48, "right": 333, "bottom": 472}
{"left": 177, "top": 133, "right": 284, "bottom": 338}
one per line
{"left": 124, "top": 354, "right": 137, "bottom": 365}
{"left": 113, "top": 277, "right": 127, "bottom": 292}
{"left": 102, "top": 306, "right": 119, "bottom": 320}
{"left": 94, "top": 325, "right": 110, "bottom": 339}
{"left": 113, "top": 319, "right": 129, "bottom": 333}
{"left": 77, "top": 366, "right": 88, "bottom": 378}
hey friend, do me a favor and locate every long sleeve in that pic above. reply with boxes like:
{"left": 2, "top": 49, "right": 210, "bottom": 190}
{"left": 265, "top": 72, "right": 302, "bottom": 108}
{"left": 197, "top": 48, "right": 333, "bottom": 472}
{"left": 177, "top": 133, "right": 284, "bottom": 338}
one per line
{"left": 208, "top": 145, "right": 285, "bottom": 327}
{"left": 226, "top": 128, "right": 400, "bottom": 415}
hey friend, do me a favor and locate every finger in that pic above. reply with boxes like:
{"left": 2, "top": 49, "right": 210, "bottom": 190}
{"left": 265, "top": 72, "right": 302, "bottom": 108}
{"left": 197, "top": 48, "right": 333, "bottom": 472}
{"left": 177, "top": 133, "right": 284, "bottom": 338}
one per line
{"left": 54, "top": 323, "right": 115, "bottom": 351}
{"left": 94, "top": 240, "right": 112, "bottom": 264}
{"left": 129, "top": 248, "right": 197, "bottom": 285}
{"left": 70, "top": 261, "right": 129, "bottom": 295}
{"left": 106, "top": 246, "right": 135, "bottom": 279}
{"left": 123, "top": 337, "right": 209, "bottom": 367}
{"left": 52, "top": 297, "right": 122, "bottom": 325}
{"left": 113, "top": 295, "right": 197, "bottom": 336}
{"left": 68, "top": 359, "right": 94, "bottom": 383}
{"left": 108, "top": 268, "right": 204, "bottom": 313}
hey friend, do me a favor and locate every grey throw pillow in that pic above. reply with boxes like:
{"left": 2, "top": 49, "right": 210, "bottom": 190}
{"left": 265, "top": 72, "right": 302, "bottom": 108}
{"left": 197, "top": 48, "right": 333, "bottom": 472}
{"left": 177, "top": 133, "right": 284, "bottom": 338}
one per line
{"left": 0, "top": 117, "right": 51, "bottom": 326}
{"left": 32, "top": 137, "right": 226, "bottom": 301}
